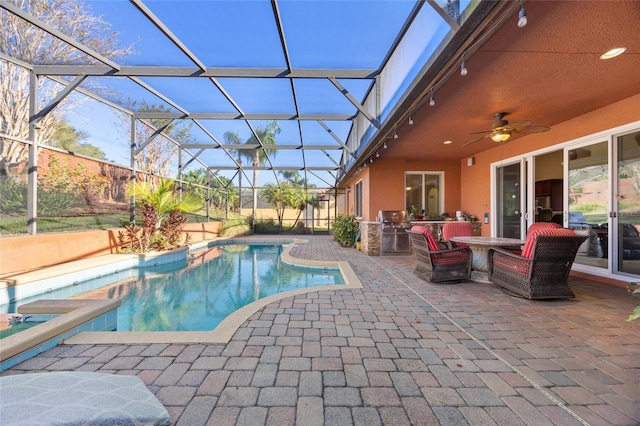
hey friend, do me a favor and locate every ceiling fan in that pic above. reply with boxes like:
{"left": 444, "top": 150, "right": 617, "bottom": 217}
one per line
{"left": 464, "top": 112, "right": 550, "bottom": 146}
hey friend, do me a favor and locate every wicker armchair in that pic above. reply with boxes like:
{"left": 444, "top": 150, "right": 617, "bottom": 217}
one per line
{"left": 407, "top": 229, "right": 472, "bottom": 283}
{"left": 488, "top": 228, "right": 587, "bottom": 299}
{"left": 441, "top": 221, "right": 474, "bottom": 247}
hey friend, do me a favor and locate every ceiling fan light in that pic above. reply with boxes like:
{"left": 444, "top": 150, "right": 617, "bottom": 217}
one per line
{"left": 600, "top": 47, "right": 626, "bottom": 60}
{"left": 518, "top": 5, "right": 527, "bottom": 27}
{"left": 490, "top": 132, "right": 511, "bottom": 143}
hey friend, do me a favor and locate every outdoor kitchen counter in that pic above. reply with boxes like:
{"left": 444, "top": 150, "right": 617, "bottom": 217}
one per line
{"left": 359, "top": 220, "right": 481, "bottom": 256}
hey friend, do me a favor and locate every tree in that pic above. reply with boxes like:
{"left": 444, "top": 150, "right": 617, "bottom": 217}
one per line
{"left": 50, "top": 118, "right": 106, "bottom": 160}
{"left": 248, "top": 121, "right": 280, "bottom": 215}
{"left": 279, "top": 170, "right": 306, "bottom": 187}
{"left": 262, "top": 182, "right": 313, "bottom": 232}
{"left": 224, "top": 130, "right": 243, "bottom": 208}
{"left": 0, "top": 0, "right": 132, "bottom": 176}
{"left": 278, "top": 170, "right": 316, "bottom": 229}
{"left": 182, "top": 168, "right": 238, "bottom": 210}
{"left": 261, "top": 183, "right": 290, "bottom": 231}
{"left": 229, "top": 121, "right": 280, "bottom": 216}
{"left": 129, "top": 102, "right": 193, "bottom": 180}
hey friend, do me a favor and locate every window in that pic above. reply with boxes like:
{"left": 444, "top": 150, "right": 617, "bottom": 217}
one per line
{"left": 405, "top": 172, "right": 443, "bottom": 218}
{"left": 355, "top": 180, "right": 363, "bottom": 218}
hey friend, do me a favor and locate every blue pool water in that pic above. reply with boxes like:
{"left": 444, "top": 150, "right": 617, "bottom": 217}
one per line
{"left": 4, "top": 244, "right": 344, "bottom": 332}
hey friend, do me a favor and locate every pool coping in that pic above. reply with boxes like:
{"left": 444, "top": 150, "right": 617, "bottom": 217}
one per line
{"left": 0, "top": 299, "right": 120, "bottom": 366}
{"left": 62, "top": 239, "right": 363, "bottom": 345}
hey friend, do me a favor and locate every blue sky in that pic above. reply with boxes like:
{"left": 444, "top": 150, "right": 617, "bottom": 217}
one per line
{"left": 61, "top": 0, "right": 455, "bottom": 187}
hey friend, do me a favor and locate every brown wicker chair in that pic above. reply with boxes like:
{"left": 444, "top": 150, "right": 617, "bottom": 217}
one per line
{"left": 488, "top": 228, "right": 587, "bottom": 299}
{"left": 407, "top": 229, "right": 472, "bottom": 283}
{"left": 441, "top": 221, "right": 474, "bottom": 247}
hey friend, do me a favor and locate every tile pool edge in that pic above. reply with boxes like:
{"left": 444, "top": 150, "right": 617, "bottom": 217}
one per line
{"left": 64, "top": 240, "right": 363, "bottom": 345}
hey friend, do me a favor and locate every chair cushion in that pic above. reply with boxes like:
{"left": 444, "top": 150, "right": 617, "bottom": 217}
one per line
{"left": 442, "top": 222, "right": 474, "bottom": 242}
{"left": 411, "top": 226, "right": 440, "bottom": 251}
{"left": 521, "top": 227, "right": 576, "bottom": 258}
{"left": 527, "top": 222, "right": 562, "bottom": 234}
{"left": 493, "top": 255, "right": 530, "bottom": 276}
{"left": 0, "top": 372, "right": 171, "bottom": 426}
{"left": 424, "top": 229, "right": 440, "bottom": 251}
{"left": 432, "top": 250, "right": 469, "bottom": 266}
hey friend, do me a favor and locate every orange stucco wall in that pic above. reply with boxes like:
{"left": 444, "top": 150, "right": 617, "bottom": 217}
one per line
{"left": 339, "top": 93, "right": 639, "bottom": 235}
{"left": 0, "top": 222, "right": 222, "bottom": 276}
{"left": 461, "top": 93, "right": 640, "bottom": 236}
{"left": 343, "top": 159, "right": 461, "bottom": 222}
{"left": 368, "top": 158, "right": 462, "bottom": 221}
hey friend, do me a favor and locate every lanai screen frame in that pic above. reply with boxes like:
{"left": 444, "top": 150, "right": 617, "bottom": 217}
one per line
{"left": 0, "top": 0, "right": 496, "bottom": 234}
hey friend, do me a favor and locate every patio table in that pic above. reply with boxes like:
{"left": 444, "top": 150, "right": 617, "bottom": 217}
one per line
{"left": 450, "top": 236, "right": 524, "bottom": 283}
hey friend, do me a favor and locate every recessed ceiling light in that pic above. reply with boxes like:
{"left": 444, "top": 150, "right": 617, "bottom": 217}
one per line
{"left": 443, "top": 140, "right": 452, "bottom": 145}
{"left": 600, "top": 47, "right": 626, "bottom": 60}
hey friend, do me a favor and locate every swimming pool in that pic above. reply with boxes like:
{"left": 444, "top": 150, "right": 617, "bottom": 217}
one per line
{"left": 5, "top": 243, "right": 344, "bottom": 332}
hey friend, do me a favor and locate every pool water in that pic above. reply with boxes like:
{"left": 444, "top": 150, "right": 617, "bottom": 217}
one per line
{"left": 0, "top": 321, "right": 43, "bottom": 339}
{"left": 65, "top": 243, "right": 343, "bottom": 332}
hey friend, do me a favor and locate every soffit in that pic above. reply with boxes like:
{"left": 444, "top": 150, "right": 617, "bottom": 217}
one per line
{"left": 379, "top": 0, "right": 640, "bottom": 164}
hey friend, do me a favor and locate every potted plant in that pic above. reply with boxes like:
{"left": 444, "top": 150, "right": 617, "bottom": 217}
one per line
{"left": 333, "top": 214, "right": 359, "bottom": 247}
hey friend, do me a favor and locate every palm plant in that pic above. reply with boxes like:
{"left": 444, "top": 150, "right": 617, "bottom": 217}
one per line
{"left": 230, "top": 121, "right": 280, "bottom": 217}
{"left": 224, "top": 130, "right": 243, "bottom": 208}
{"left": 118, "top": 178, "right": 203, "bottom": 253}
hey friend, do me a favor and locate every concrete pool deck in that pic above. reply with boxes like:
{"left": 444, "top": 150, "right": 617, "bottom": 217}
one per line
{"left": 1, "top": 235, "right": 639, "bottom": 425}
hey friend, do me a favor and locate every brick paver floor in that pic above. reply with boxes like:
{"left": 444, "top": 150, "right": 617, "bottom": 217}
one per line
{"left": 2, "top": 235, "right": 639, "bottom": 425}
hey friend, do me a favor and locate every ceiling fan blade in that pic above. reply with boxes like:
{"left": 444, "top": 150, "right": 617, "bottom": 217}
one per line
{"left": 463, "top": 134, "right": 490, "bottom": 147}
{"left": 517, "top": 125, "right": 551, "bottom": 134}
{"left": 505, "top": 120, "right": 531, "bottom": 128}
{"left": 468, "top": 130, "right": 494, "bottom": 135}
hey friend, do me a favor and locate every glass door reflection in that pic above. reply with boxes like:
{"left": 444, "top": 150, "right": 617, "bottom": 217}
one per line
{"left": 615, "top": 130, "right": 640, "bottom": 276}
{"left": 496, "top": 162, "right": 522, "bottom": 238}
{"left": 567, "top": 141, "right": 608, "bottom": 270}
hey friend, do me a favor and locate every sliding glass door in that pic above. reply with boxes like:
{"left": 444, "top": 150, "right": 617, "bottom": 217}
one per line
{"left": 615, "top": 130, "right": 640, "bottom": 276}
{"left": 492, "top": 124, "right": 640, "bottom": 281}
{"left": 495, "top": 161, "right": 524, "bottom": 238}
{"left": 567, "top": 141, "right": 609, "bottom": 270}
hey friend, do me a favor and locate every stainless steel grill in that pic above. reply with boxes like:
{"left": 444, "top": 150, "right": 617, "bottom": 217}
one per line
{"left": 378, "top": 210, "right": 411, "bottom": 255}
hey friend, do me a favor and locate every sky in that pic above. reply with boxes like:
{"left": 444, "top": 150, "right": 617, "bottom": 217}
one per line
{"left": 59, "top": 0, "right": 458, "bottom": 188}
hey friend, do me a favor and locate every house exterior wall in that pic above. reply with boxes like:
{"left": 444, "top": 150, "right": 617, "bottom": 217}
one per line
{"left": 342, "top": 159, "right": 462, "bottom": 222}
{"left": 460, "top": 93, "right": 640, "bottom": 236}
{"left": 339, "top": 94, "right": 639, "bottom": 233}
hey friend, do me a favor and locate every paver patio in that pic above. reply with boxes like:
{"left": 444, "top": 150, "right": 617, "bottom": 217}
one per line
{"left": 1, "top": 235, "right": 638, "bottom": 425}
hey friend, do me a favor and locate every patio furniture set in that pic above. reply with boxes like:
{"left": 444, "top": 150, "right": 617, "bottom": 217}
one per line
{"left": 407, "top": 221, "right": 587, "bottom": 299}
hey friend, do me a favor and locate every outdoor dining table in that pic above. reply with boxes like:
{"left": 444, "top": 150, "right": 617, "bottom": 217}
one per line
{"left": 450, "top": 236, "right": 525, "bottom": 283}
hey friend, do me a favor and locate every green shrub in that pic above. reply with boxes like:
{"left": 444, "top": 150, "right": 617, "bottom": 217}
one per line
{"left": 220, "top": 217, "right": 251, "bottom": 237}
{"left": 254, "top": 219, "right": 281, "bottom": 234}
{"left": 572, "top": 203, "right": 603, "bottom": 213}
{"left": 37, "top": 190, "right": 82, "bottom": 215}
{"left": 333, "top": 214, "right": 359, "bottom": 247}
{"left": 0, "top": 177, "right": 27, "bottom": 214}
